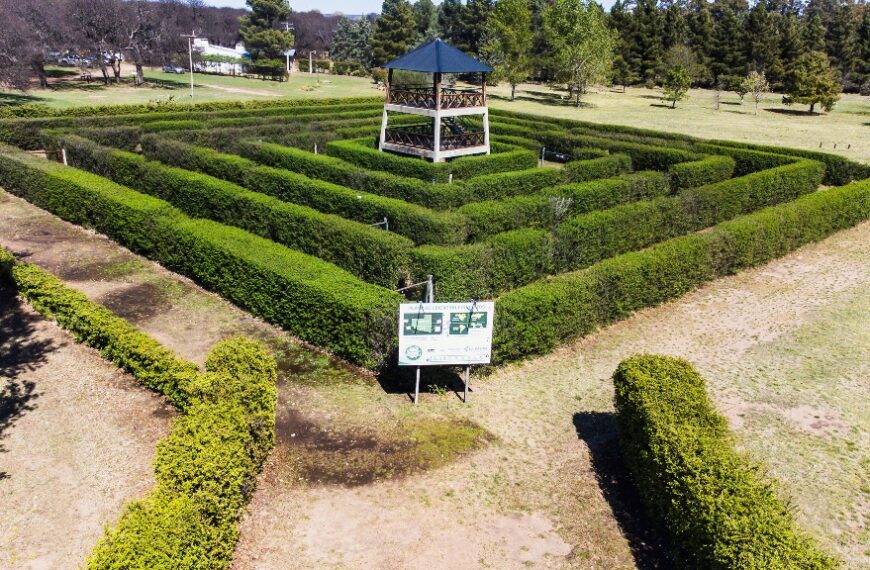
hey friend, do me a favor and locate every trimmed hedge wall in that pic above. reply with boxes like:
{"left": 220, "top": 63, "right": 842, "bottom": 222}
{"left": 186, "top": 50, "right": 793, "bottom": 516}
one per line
{"left": 553, "top": 158, "right": 825, "bottom": 272}
{"left": 492, "top": 177, "right": 870, "bottom": 363}
{"left": 0, "top": 147, "right": 401, "bottom": 367}
{"left": 457, "top": 171, "right": 670, "bottom": 241}
{"left": 89, "top": 337, "right": 278, "bottom": 569}
{"left": 58, "top": 134, "right": 412, "bottom": 288}
{"left": 614, "top": 354, "right": 839, "bottom": 569}
{"left": 140, "top": 135, "right": 466, "bottom": 245}
{"left": 325, "top": 137, "right": 538, "bottom": 182}
{"left": 7, "top": 259, "right": 200, "bottom": 409}
{"left": 668, "top": 154, "right": 735, "bottom": 190}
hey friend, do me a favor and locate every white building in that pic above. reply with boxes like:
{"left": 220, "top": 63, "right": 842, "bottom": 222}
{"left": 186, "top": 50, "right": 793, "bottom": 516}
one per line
{"left": 192, "top": 38, "right": 247, "bottom": 75}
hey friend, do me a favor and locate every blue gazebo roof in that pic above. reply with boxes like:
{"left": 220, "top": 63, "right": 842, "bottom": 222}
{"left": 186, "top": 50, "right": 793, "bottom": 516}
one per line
{"left": 382, "top": 39, "right": 492, "bottom": 73}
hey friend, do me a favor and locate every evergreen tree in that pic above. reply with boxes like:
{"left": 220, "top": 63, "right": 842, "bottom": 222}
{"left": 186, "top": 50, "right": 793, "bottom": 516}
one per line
{"left": 239, "top": 0, "right": 293, "bottom": 79}
{"left": 331, "top": 17, "right": 373, "bottom": 67}
{"left": 857, "top": 11, "right": 870, "bottom": 86}
{"left": 826, "top": 2, "right": 858, "bottom": 77}
{"left": 543, "top": 0, "right": 616, "bottom": 105}
{"left": 485, "top": 0, "right": 534, "bottom": 99}
{"left": 710, "top": 0, "right": 748, "bottom": 88}
{"left": 803, "top": 13, "right": 827, "bottom": 52}
{"left": 779, "top": 13, "right": 806, "bottom": 76}
{"left": 783, "top": 50, "right": 842, "bottom": 112}
{"left": 746, "top": 2, "right": 780, "bottom": 75}
{"left": 688, "top": 2, "right": 715, "bottom": 84}
{"left": 437, "top": 0, "right": 465, "bottom": 47}
{"left": 412, "top": 0, "right": 438, "bottom": 44}
{"left": 633, "top": 0, "right": 665, "bottom": 84}
{"left": 370, "top": 0, "right": 416, "bottom": 66}
{"left": 663, "top": 4, "right": 688, "bottom": 50}
{"left": 460, "top": 0, "right": 495, "bottom": 57}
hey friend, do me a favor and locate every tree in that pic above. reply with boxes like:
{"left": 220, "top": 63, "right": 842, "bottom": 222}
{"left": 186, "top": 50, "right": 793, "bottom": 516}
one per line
{"left": 746, "top": 2, "right": 780, "bottom": 78}
{"left": 460, "top": 0, "right": 495, "bottom": 57}
{"left": 67, "top": 0, "right": 127, "bottom": 84}
{"left": 803, "top": 13, "right": 827, "bottom": 52}
{"left": 124, "top": 3, "right": 161, "bottom": 85}
{"left": 436, "top": 0, "right": 465, "bottom": 48}
{"left": 783, "top": 50, "right": 842, "bottom": 112}
{"left": 485, "top": 0, "right": 534, "bottom": 99}
{"left": 632, "top": 0, "right": 666, "bottom": 84}
{"left": 543, "top": 0, "right": 616, "bottom": 106}
{"left": 665, "top": 44, "right": 708, "bottom": 85}
{"left": 239, "top": 0, "right": 293, "bottom": 79}
{"left": 740, "top": 70, "right": 770, "bottom": 114}
{"left": 370, "top": 0, "right": 416, "bottom": 66}
{"left": 687, "top": 2, "right": 715, "bottom": 85}
{"left": 412, "top": 0, "right": 438, "bottom": 44}
{"left": 710, "top": 0, "right": 748, "bottom": 88}
{"left": 331, "top": 17, "right": 373, "bottom": 67}
{"left": 662, "top": 63, "right": 691, "bottom": 107}
{"left": 611, "top": 54, "right": 638, "bottom": 92}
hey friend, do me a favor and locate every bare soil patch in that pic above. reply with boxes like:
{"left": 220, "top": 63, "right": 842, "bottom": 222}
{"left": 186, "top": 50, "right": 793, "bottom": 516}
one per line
{"left": 0, "top": 294, "right": 173, "bottom": 569}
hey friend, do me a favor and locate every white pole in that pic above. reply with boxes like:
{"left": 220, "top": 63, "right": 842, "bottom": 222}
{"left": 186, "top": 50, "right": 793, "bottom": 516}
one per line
{"left": 186, "top": 32, "right": 195, "bottom": 99}
{"left": 433, "top": 113, "right": 441, "bottom": 163}
{"left": 464, "top": 365, "right": 470, "bottom": 402}
{"left": 378, "top": 108, "right": 388, "bottom": 151}
{"left": 483, "top": 110, "right": 490, "bottom": 155}
{"left": 309, "top": 51, "right": 313, "bottom": 74}
{"left": 414, "top": 367, "right": 421, "bottom": 404}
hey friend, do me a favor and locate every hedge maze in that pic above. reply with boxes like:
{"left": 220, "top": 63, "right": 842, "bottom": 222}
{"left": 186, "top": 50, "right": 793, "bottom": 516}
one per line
{"left": 1, "top": 96, "right": 869, "bottom": 369}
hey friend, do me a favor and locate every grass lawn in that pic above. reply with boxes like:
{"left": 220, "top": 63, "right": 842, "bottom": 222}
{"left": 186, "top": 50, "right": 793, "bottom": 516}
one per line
{"left": 2, "top": 67, "right": 868, "bottom": 163}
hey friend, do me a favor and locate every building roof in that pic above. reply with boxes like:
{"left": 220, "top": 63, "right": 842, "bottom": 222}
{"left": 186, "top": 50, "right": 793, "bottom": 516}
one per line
{"left": 382, "top": 39, "right": 492, "bottom": 73}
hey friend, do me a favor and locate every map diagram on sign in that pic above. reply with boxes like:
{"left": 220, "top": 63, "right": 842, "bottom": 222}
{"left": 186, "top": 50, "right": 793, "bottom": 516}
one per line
{"left": 398, "top": 302, "right": 495, "bottom": 366}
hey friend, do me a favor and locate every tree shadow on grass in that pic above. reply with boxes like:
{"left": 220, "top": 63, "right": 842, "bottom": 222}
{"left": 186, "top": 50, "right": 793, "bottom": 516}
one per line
{"left": 765, "top": 107, "right": 820, "bottom": 117}
{"left": 491, "top": 92, "right": 596, "bottom": 109}
{"left": 572, "top": 411, "right": 672, "bottom": 569}
{"left": 1, "top": 289, "right": 52, "bottom": 479}
{"left": 0, "top": 92, "right": 42, "bottom": 107}
{"left": 649, "top": 103, "right": 676, "bottom": 109}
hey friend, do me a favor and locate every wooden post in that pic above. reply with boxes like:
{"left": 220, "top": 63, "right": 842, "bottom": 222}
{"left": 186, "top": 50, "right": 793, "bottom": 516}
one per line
{"left": 386, "top": 68, "right": 393, "bottom": 101}
{"left": 481, "top": 73, "right": 487, "bottom": 105}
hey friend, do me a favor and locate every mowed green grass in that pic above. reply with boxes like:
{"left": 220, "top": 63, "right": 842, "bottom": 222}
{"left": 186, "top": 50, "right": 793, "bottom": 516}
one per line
{"left": 3, "top": 67, "right": 868, "bottom": 163}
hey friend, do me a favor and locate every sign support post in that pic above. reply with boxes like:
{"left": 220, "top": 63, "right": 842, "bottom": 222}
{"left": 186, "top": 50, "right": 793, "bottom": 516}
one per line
{"left": 463, "top": 365, "right": 471, "bottom": 402}
{"left": 414, "top": 367, "right": 421, "bottom": 404}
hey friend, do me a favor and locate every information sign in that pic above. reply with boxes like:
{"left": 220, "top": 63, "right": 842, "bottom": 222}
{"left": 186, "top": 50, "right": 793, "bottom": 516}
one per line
{"left": 398, "top": 301, "right": 495, "bottom": 366}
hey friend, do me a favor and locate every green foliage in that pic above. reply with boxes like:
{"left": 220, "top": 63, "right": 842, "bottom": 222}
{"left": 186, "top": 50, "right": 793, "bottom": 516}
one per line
{"left": 613, "top": 354, "right": 840, "bottom": 569}
{"left": 370, "top": 0, "right": 417, "bottom": 66}
{"left": 0, "top": 147, "right": 401, "bottom": 368}
{"left": 3, "top": 256, "right": 199, "bottom": 409}
{"left": 564, "top": 154, "right": 632, "bottom": 181}
{"left": 492, "top": 176, "right": 870, "bottom": 363}
{"left": 88, "top": 338, "right": 278, "bottom": 570}
{"left": 543, "top": 0, "right": 616, "bottom": 106}
{"left": 332, "top": 17, "right": 374, "bottom": 67}
{"left": 58, "top": 135, "right": 413, "bottom": 288}
{"left": 140, "top": 135, "right": 466, "bottom": 245}
{"left": 484, "top": 0, "right": 534, "bottom": 99}
{"left": 783, "top": 51, "right": 842, "bottom": 113}
{"left": 239, "top": 0, "right": 293, "bottom": 78}
{"left": 553, "top": 158, "right": 824, "bottom": 272}
{"left": 668, "top": 154, "right": 735, "bottom": 190}
{"left": 662, "top": 64, "right": 691, "bottom": 108}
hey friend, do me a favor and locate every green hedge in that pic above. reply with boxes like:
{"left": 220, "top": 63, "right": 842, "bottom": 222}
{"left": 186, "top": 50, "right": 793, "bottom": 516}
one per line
{"left": 554, "top": 159, "right": 825, "bottom": 272}
{"left": 325, "top": 137, "right": 538, "bottom": 182}
{"left": 564, "top": 154, "right": 632, "bottom": 181}
{"left": 411, "top": 229, "right": 554, "bottom": 301}
{"left": 457, "top": 171, "right": 670, "bottom": 241}
{"left": 460, "top": 167, "right": 567, "bottom": 201}
{"left": 613, "top": 354, "right": 839, "bottom": 569}
{"left": 3, "top": 256, "right": 199, "bottom": 409}
{"left": 89, "top": 337, "right": 278, "bottom": 570}
{"left": 492, "top": 177, "right": 870, "bottom": 363}
{"left": 58, "top": 134, "right": 412, "bottom": 288}
{"left": 668, "top": 154, "right": 735, "bottom": 190}
{"left": 0, "top": 147, "right": 401, "bottom": 367}
{"left": 140, "top": 135, "right": 466, "bottom": 245}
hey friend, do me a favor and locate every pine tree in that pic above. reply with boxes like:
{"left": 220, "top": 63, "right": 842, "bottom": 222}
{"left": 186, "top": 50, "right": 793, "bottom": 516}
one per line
{"left": 688, "top": 3, "right": 715, "bottom": 85}
{"left": 710, "top": 0, "right": 748, "bottom": 88}
{"left": 803, "top": 13, "right": 827, "bottom": 52}
{"left": 460, "top": 0, "right": 495, "bottom": 57}
{"left": 370, "top": 0, "right": 416, "bottom": 66}
{"left": 858, "top": 11, "right": 870, "bottom": 88}
{"left": 663, "top": 4, "right": 688, "bottom": 50}
{"left": 332, "top": 17, "right": 372, "bottom": 67}
{"left": 779, "top": 13, "right": 806, "bottom": 75}
{"left": 485, "top": 0, "right": 534, "bottom": 99}
{"left": 633, "top": 0, "right": 665, "bottom": 84}
{"left": 746, "top": 2, "right": 779, "bottom": 75}
{"left": 783, "top": 50, "right": 841, "bottom": 112}
{"left": 826, "top": 2, "right": 858, "bottom": 77}
{"left": 412, "top": 0, "right": 438, "bottom": 44}
{"left": 239, "top": 0, "right": 293, "bottom": 79}
{"left": 437, "top": 0, "right": 465, "bottom": 48}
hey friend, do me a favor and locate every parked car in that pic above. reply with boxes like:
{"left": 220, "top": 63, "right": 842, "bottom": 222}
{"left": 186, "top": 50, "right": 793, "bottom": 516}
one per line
{"left": 162, "top": 65, "right": 186, "bottom": 74}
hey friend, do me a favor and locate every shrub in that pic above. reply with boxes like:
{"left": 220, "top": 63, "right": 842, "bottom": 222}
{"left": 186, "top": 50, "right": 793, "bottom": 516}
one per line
{"left": 613, "top": 354, "right": 840, "bottom": 569}
{"left": 6, "top": 257, "right": 199, "bottom": 409}
{"left": 668, "top": 154, "right": 736, "bottom": 190}
{"left": 492, "top": 177, "right": 870, "bottom": 362}
{"left": 59, "top": 135, "right": 413, "bottom": 288}
{"left": 89, "top": 338, "right": 278, "bottom": 570}
{"left": 140, "top": 135, "right": 466, "bottom": 245}
{"left": 0, "top": 147, "right": 401, "bottom": 367}
{"left": 564, "top": 154, "right": 632, "bottom": 181}
{"left": 553, "top": 159, "right": 825, "bottom": 272}
{"left": 461, "top": 167, "right": 567, "bottom": 201}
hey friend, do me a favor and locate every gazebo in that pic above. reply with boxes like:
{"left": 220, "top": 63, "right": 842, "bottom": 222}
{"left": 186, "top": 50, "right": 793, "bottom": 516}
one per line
{"left": 378, "top": 39, "right": 493, "bottom": 163}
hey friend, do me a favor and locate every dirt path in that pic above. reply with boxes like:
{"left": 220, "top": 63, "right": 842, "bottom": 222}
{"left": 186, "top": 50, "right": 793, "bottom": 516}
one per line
{"left": 206, "top": 84, "right": 282, "bottom": 97}
{"left": 2, "top": 188, "right": 866, "bottom": 568}
{"left": 0, "top": 294, "right": 174, "bottom": 569}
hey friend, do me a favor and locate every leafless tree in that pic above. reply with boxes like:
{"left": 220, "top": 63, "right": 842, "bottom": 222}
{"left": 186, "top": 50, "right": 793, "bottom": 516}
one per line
{"left": 67, "top": 0, "right": 126, "bottom": 84}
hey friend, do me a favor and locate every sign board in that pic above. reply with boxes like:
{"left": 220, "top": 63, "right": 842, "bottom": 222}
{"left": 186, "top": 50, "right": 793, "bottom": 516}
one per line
{"left": 398, "top": 301, "right": 495, "bottom": 366}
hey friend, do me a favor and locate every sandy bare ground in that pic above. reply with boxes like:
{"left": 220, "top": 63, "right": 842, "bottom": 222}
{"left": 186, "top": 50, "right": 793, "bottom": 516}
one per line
{"left": 0, "top": 294, "right": 174, "bottom": 569}
{"left": 2, "top": 188, "right": 866, "bottom": 568}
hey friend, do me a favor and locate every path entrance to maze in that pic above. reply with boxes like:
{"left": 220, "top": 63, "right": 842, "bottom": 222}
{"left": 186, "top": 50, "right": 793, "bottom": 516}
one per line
{"left": 1, "top": 98, "right": 868, "bottom": 567}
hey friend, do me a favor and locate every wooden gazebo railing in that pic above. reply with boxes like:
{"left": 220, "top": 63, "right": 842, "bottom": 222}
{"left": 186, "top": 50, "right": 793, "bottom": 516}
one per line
{"left": 384, "top": 125, "right": 486, "bottom": 151}
{"left": 387, "top": 84, "right": 486, "bottom": 110}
